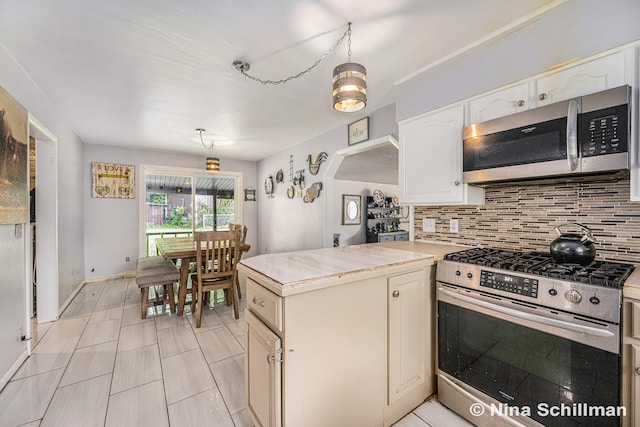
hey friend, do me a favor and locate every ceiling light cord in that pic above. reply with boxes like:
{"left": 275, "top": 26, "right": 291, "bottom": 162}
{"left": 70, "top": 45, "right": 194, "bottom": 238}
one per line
{"left": 234, "top": 22, "right": 352, "bottom": 86}
{"left": 197, "top": 128, "right": 221, "bottom": 172}
{"left": 197, "top": 128, "right": 214, "bottom": 151}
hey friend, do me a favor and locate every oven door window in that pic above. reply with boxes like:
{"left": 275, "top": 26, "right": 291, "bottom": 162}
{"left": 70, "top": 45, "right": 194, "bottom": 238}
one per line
{"left": 437, "top": 301, "right": 620, "bottom": 427}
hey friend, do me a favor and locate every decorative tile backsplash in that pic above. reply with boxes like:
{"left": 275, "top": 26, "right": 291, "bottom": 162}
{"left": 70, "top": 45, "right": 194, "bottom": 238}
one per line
{"left": 413, "top": 179, "right": 640, "bottom": 264}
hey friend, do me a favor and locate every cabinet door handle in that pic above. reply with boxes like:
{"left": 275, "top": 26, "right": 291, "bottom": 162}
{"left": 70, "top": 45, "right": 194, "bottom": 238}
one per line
{"left": 516, "top": 99, "right": 525, "bottom": 107}
{"left": 392, "top": 290, "right": 400, "bottom": 298}
{"left": 538, "top": 93, "right": 547, "bottom": 101}
{"left": 453, "top": 180, "right": 460, "bottom": 186}
{"left": 252, "top": 296, "right": 265, "bottom": 307}
{"left": 636, "top": 367, "right": 640, "bottom": 375}
{"left": 267, "top": 349, "right": 283, "bottom": 364}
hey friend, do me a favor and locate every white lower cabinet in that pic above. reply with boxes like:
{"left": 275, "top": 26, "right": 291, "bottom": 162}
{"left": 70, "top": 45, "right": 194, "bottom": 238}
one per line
{"left": 388, "top": 270, "right": 426, "bottom": 403}
{"left": 242, "top": 263, "right": 435, "bottom": 427}
{"left": 384, "top": 267, "right": 436, "bottom": 425}
{"left": 246, "top": 310, "right": 282, "bottom": 427}
{"left": 622, "top": 298, "right": 640, "bottom": 427}
{"left": 631, "top": 344, "right": 640, "bottom": 427}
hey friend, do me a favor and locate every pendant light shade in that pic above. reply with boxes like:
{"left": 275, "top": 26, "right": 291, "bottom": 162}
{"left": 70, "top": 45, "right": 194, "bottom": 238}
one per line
{"left": 206, "top": 156, "right": 220, "bottom": 172}
{"left": 332, "top": 62, "right": 367, "bottom": 112}
{"left": 197, "top": 128, "right": 220, "bottom": 172}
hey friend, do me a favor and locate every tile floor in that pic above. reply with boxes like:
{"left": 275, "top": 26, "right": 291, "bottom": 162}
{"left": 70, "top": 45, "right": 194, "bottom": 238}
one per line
{"left": 0, "top": 276, "right": 471, "bottom": 427}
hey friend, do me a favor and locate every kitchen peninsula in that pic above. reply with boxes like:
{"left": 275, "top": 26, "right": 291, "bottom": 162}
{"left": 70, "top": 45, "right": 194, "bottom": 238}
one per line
{"left": 237, "top": 241, "right": 463, "bottom": 427}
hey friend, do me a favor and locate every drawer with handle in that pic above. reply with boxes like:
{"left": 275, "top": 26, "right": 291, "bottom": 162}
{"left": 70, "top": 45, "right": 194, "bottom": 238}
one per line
{"left": 246, "top": 278, "right": 283, "bottom": 333}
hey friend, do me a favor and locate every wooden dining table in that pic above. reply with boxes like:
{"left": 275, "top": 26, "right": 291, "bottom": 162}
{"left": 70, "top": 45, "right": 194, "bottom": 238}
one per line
{"left": 155, "top": 236, "right": 251, "bottom": 315}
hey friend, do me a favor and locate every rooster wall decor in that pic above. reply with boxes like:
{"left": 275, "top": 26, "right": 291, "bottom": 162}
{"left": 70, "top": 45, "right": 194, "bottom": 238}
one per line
{"left": 307, "top": 152, "right": 328, "bottom": 175}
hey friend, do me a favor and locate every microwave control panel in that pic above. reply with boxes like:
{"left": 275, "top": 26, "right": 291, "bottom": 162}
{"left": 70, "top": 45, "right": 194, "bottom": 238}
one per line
{"left": 580, "top": 104, "right": 628, "bottom": 157}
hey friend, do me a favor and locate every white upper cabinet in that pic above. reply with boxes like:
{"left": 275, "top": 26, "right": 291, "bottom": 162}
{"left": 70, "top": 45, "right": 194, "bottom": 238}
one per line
{"left": 397, "top": 44, "right": 639, "bottom": 205}
{"left": 399, "top": 104, "right": 484, "bottom": 205}
{"left": 468, "top": 82, "right": 530, "bottom": 124}
{"left": 469, "top": 51, "right": 629, "bottom": 125}
{"left": 535, "top": 52, "right": 627, "bottom": 106}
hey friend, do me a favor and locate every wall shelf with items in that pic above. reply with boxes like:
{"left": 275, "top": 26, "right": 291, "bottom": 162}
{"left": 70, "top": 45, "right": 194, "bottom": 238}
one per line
{"left": 366, "top": 196, "right": 408, "bottom": 243}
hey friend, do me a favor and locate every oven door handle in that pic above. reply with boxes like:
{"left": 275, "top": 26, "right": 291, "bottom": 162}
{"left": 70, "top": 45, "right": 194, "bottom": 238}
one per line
{"left": 439, "top": 287, "right": 614, "bottom": 338}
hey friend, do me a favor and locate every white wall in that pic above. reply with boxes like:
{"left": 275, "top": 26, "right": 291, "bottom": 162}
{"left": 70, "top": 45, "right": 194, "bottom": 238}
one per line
{"left": 0, "top": 44, "right": 85, "bottom": 383}
{"left": 256, "top": 103, "right": 397, "bottom": 254}
{"left": 396, "top": 0, "right": 640, "bottom": 122}
{"left": 332, "top": 180, "right": 401, "bottom": 247}
{"left": 83, "top": 144, "right": 257, "bottom": 278}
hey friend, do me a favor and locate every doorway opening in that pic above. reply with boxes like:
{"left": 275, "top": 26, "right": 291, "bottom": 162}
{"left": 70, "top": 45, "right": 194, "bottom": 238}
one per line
{"left": 27, "top": 115, "right": 59, "bottom": 335}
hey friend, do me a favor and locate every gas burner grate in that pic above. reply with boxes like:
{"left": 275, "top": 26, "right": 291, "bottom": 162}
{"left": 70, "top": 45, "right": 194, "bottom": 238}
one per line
{"left": 444, "top": 249, "right": 552, "bottom": 271}
{"left": 444, "top": 248, "right": 521, "bottom": 265}
{"left": 528, "top": 261, "right": 635, "bottom": 288}
{"left": 444, "top": 248, "right": 635, "bottom": 288}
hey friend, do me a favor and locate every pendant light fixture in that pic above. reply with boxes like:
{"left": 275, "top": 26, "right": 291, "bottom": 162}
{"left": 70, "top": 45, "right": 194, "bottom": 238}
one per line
{"left": 232, "top": 22, "right": 366, "bottom": 113}
{"left": 332, "top": 23, "right": 367, "bottom": 112}
{"left": 206, "top": 157, "right": 219, "bottom": 172}
{"left": 197, "top": 128, "right": 220, "bottom": 172}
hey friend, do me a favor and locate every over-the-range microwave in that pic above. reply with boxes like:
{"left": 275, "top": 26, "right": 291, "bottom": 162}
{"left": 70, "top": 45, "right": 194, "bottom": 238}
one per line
{"left": 462, "top": 85, "right": 631, "bottom": 184}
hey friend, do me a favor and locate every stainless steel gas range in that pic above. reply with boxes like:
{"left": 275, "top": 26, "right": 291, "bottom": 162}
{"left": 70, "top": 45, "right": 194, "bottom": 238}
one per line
{"left": 436, "top": 248, "right": 635, "bottom": 427}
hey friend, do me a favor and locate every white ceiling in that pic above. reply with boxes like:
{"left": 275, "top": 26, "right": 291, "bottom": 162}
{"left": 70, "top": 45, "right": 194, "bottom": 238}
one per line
{"left": 0, "top": 0, "right": 561, "bottom": 162}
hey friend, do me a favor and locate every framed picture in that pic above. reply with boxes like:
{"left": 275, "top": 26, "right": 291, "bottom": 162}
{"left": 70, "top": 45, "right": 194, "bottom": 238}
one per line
{"left": 348, "top": 117, "right": 369, "bottom": 145}
{"left": 0, "top": 85, "right": 28, "bottom": 224}
{"left": 244, "top": 187, "right": 256, "bottom": 201}
{"left": 91, "top": 162, "right": 135, "bottom": 198}
{"left": 342, "top": 194, "right": 361, "bottom": 225}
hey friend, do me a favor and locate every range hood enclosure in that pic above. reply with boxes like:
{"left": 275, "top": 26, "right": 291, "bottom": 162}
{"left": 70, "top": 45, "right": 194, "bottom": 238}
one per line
{"left": 334, "top": 135, "right": 399, "bottom": 185}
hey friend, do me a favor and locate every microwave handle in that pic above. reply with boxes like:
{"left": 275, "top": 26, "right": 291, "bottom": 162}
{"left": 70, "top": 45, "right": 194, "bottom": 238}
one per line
{"left": 566, "top": 99, "right": 579, "bottom": 171}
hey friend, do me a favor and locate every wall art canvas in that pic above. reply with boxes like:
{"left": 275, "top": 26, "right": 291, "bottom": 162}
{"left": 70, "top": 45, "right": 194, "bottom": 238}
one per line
{"left": 91, "top": 162, "right": 135, "bottom": 198}
{"left": 0, "top": 85, "right": 28, "bottom": 224}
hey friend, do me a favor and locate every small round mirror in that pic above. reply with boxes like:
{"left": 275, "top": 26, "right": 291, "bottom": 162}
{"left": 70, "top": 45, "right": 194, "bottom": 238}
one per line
{"left": 346, "top": 200, "right": 359, "bottom": 220}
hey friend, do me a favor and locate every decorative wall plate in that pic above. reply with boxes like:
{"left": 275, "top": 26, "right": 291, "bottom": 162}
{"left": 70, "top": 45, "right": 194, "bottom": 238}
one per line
{"left": 264, "top": 175, "right": 274, "bottom": 197}
{"left": 276, "top": 169, "right": 284, "bottom": 183}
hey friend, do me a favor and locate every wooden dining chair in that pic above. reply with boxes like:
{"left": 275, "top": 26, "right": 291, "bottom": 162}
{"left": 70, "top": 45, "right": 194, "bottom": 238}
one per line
{"left": 229, "top": 223, "right": 248, "bottom": 299}
{"left": 192, "top": 230, "right": 241, "bottom": 328}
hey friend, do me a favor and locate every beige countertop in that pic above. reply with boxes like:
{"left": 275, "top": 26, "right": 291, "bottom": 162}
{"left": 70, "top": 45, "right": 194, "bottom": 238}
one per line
{"left": 238, "top": 241, "right": 467, "bottom": 297}
{"left": 624, "top": 267, "right": 640, "bottom": 300}
{"left": 369, "top": 240, "right": 469, "bottom": 257}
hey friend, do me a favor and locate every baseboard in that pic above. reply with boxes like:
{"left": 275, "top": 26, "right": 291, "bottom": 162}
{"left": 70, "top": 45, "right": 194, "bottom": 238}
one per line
{"left": 85, "top": 271, "right": 135, "bottom": 284}
{"left": 58, "top": 280, "right": 87, "bottom": 317}
{"left": 0, "top": 349, "right": 28, "bottom": 392}
{"left": 57, "top": 272, "right": 135, "bottom": 317}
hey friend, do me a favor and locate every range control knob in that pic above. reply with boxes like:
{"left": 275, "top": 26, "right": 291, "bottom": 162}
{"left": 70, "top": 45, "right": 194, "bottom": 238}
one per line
{"left": 467, "top": 272, "right": 473, "bottom": 279}
{"left": 548, "top": 288, "right": 558, "bottom": 296}
{"left": 565, "top": 289, "right": 582, "bottom": 304}
{"left": 589, "top": 296, "right": 600, "bottom": 305}
{"left": 455, "top": 270, "right": 461, "bottom": 276}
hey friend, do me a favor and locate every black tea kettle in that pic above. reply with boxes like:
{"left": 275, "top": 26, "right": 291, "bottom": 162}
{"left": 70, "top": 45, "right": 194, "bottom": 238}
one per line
{"left": 550, "top": 223, "right": 596, "bottom": 265}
